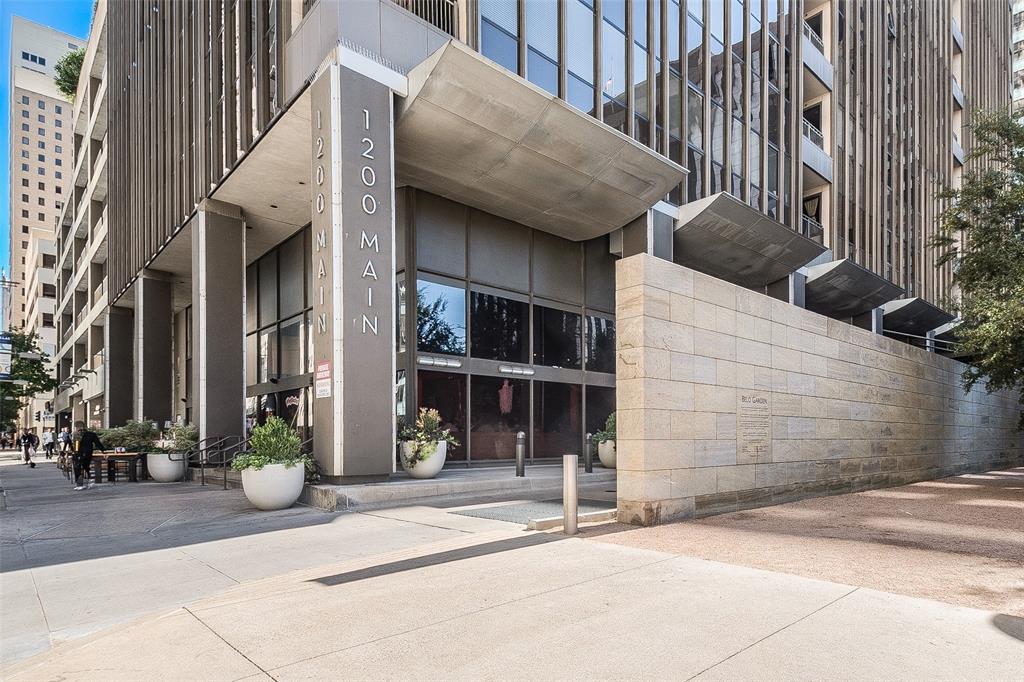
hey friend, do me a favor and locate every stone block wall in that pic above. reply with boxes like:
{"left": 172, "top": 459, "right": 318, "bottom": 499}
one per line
{"left": 615, "top": 254, "right": 1024, "bottom": 525}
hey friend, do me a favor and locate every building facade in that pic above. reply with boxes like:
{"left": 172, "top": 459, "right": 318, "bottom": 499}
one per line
{"left": 1013, "top": 0, "right": 1024, "bottom": 110}
{"left": 54, "top": 1, "right": 1019, "bottom": 513}
{"left": 7, "top": 17, "right": 82, "bottom": 433}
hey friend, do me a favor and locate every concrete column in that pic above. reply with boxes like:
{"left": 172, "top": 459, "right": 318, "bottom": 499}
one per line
{"left": 133, "top": 272, "right": 173, "bottom": 426}
{"left": 852, "top": 307, "right": 884, "bottom": 334}
{"left": 105, "top": 307, "right": 133, "bottom": 427}
{"left": 308, "top": 62, "right": 396, "bottom": 482}
{"left": 191, "top": 200, "right": 245, "bottom": 444}
{"left": 926, "top": 330, "right": 936, "bottom": 353}
{"left": 620, "top": 208, "right": 674, "bottom": 261}
{"left": 766, "top": 272, "right": 806, "bottom": 308}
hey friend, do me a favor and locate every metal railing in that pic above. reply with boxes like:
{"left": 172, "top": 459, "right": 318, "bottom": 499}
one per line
{"left": 802, "top": 119, "right": 825, "bottom": 150}
{"left": 390, "top": 0, "right": 459, "bottom": 38}
{"left": 801, "top": 214, "right": 825, "bottom": 242}
{"left": 803, "top": 22, "right": 825, "bottom": 55}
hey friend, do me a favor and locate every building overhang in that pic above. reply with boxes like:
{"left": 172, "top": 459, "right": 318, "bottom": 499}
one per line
{"left": 672, "top": 192, "right": 827, "bottom": 288}
{"left": 882, "top": 297, "right": 955, "bottom": 336}
{"left": 394, "top": 41, "right": 686, "bottom": 241}
{"left": 803, "top": 258, "right": 903, "bottom": 319}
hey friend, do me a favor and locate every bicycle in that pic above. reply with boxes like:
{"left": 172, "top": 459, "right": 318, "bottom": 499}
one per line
{"left": 56, "top": 451, "right": 73, "bottom": 481}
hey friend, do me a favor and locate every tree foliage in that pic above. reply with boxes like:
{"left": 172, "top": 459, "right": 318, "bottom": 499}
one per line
{"left": 0, "top": 328, "right": 58, "bottom": 432}
{"left": 931, "top": 110, "right": 1024, "bottom": 427}
{"left": 54, "top": 48, "right": 85, "bottom": 101}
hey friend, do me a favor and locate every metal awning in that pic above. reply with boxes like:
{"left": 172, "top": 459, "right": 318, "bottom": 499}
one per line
{"left": 882, "top": 297, "right": 956, "bottom": 336}
{"left": 394, "top": 41, "right": 685, "bottom": 241}
{"left": 672, "top": 192, "right": 827, "bottom": 288}
{"left": 803, "top": 258, "right": 903, "bottom": 319}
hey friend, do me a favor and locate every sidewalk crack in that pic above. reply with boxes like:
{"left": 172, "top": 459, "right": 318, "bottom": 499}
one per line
{"left": 184, "top": 606, "right": 278, "bottom": 681}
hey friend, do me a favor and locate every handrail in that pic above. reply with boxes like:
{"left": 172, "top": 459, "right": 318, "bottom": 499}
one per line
{"left": 803, "top": 21, "right": 825, "bottom": 55}
{"left": 802, "top": 118, "right": 825, "bottom": 150}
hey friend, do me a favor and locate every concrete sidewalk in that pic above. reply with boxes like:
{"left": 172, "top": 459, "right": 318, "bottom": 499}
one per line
{"left": 2, "top": 525, "right": 1021, "bottom": 681}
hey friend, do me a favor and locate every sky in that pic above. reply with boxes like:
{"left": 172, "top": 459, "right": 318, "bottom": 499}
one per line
{"left": 1, "top": 0, "right": 94, "bottom": 277}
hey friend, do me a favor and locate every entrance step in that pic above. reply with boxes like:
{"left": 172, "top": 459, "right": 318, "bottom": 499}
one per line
{"left": 183, "top": 467, "right": 242, "bottom": 489}
{"left": 303, "top": 464, "right": 616, "bottom": 512}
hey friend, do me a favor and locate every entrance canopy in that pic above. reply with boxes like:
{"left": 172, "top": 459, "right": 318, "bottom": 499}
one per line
{"left": 673, "top": 192, "right": 827, "bottom": 288}
{"left": 882, "top": 297, "right": 956, "bottom": 336}
{"left": 395, "top": 41, "right": 685, "bottom": 241}
{"left": 804, "top": 258, "right": 903, "bottom": 318}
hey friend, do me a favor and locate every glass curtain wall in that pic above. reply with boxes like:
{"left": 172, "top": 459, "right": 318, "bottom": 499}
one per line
{"left": 244, "top": 226, "right": 313, "bottom": 445}
{"left": 473, "top": 0, "right": 798, "bottom": 231}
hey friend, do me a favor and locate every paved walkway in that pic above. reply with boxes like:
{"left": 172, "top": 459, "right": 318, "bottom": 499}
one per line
{"left": 2, "top": 458, "right": 1021, "bottom": 680}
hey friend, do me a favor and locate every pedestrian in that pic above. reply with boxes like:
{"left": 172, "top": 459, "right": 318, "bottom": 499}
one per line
{"left": 72, "top": 421, "right": 106, "bottom": 490}
{"left": 20, "top": 430, "right": 37, "bottom": 469}
{"left": 42, "top": 428, "right": 55, "bottom": 459}
{"left": 59, "top": 426, "right": 72, "bottom": 453}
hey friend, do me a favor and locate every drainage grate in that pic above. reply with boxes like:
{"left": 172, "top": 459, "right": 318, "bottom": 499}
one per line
{"left": 452, "top": 499, "right": 613, "bottom": 524}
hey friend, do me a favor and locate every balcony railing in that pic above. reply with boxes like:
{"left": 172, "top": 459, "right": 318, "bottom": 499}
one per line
{"left": 803, "top": 22, "right": 825, "bottom": 55}
{"left": 802, "top": 119, "right": 825, "bottom": 150}
{"left": 801, "top": 215, "right": 824, "bottom": 243}
{"left": 390, "top": 0, "right": 459, "bottom": 38}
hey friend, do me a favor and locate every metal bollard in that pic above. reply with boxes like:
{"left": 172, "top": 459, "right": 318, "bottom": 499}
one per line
{"left": 584, "top": 433, "right": 593, "bottom": 473}
{"left": 563, "top": 453, "right": 578, "bottom": 535}
{"left": 515, "top": 431, "right": 526, "bottom": 477}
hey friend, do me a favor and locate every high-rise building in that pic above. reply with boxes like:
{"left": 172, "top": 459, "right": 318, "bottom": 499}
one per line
{"left": 54, "top": 1, "right": 1019, "bottom": 515}
{"left": 7, "top": 16, "right": 83, "bottom": 434}
{"left": 1013, "top": 0, "right": 1024, "bottom": 110}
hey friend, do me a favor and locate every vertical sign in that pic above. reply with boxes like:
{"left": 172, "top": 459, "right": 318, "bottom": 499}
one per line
{"left": 310, "top": 64, "right": 395, "bottom": 480}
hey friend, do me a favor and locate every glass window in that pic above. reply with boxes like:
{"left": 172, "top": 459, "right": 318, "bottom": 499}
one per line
{"left": 245, "top": 266, "right": 257, "bottom": 333}
{"left": 687, "top": 146, "right": 705, "bottom": 201}
{"left": 602, "top": 21, "right": 627, "bottom": 103}
{"left": 527, "top": 48, "right": 558, "bottom": 96}
{"left": 278, "top": 232, "right": 305, "bottom": 317}
{"left": 688, "top": 90, "right": 704, "bottom": 148}
{"left": 470, "top": 375, "right": 529, "bottom": 460}
{"left": 567, "top": 0, "right": 595, "bottom": 87}
{"left": 708, "top": 0, "right": 725, "bottom": 41}
{"left": 585, "top": 385, "right": 616, "bottom": 437}
{"left": 534, "top": 381, "right": 582, "bottom": 458}
{"left": 603, "top": 0, "right": 625, "bottom": 29}
{"left": 686, "top": 16, "right": 704, "bottom": 89}
{"left": 525, "top": 0, "right": 558, "bottom": 59}
{"left": 417, "top": 371, "right": 467, "bottom": 460}
{"left": 568, "top": 74, "right": 596, "bottom": 116}
{"left": 481, "top": 19, "right": 518, "bottom": 73}
{"left": 259, "top": 326, "right": 278, "bottom": 382}
{"left": 246, "top": 334, "right": 257, "bottom": 385}
{"left": 533, "top": 305, "right": 582, "bottom": 369}
{"left": 586, "top": 315, "right": 616, "bottom": 373}
{"left": 257, "top": 252, "right": 277, "bottom": 327}
{"left": 471, "top": 291, "right": 528, "bottom": 363}
{"left": 279, "top": 315, "right": 304, "bottom": 377}
{"left": 709, "top": 37, "right": 725, "bottom": 103}
{"left": 417, "top": 278, "right": 466, "bottom": 356}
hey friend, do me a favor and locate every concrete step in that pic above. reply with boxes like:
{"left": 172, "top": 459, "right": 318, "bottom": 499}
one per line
{"left": 184, "top": 466, "right": 242, "bottom": 489}
{"left": 303, "top": 464, "right": 617, "bottom": 511}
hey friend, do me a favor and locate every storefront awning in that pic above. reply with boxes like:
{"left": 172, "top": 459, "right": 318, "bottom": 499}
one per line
{"left": 882, "top": 297, "right": 956, "bottom": 336}
{"left": 394, "top": 41, "right": 686, "bottom": 241}
{"left": 672, "top": 192, "right": 827, "bottom": 288}
{"left": 804, "top": 258, "right": 903, "bottom": 318}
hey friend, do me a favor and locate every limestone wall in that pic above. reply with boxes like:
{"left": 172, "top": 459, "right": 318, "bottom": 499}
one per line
{"left": 615, "top": 254, "right": 1024, "bottom": 525}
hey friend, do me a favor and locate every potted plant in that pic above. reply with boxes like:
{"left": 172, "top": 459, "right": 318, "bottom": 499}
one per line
{"left": 147, "top": 423, "right": 198, "bottom": 483}
{"left": 594, "top": 412, "right": 616, "bottom": 469}
{"left": 397, "top": 408, "right": 459, "bottom": 479}
{"left": 231, "top": 416, "right": 312, "bottom": 510}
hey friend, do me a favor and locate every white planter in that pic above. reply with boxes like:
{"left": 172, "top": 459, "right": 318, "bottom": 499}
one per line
{"left": 597, "top": 440, "right": 616, "bottom": 469}
{"left": 147, "top": 452, "right": 187, "bottom": 482}
{"left": 241, "top": 462, "right": 305, "bottom": 511}
{"left": 399, "top": 440, "right": 447, "bottom": 479}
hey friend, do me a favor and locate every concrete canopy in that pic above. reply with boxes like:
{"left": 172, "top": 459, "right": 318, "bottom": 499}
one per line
{"left": 804, "top": 258, "right": 903, "bottom": 318}
{"left": 394, "top": 41, "right": 686, "bottom": 241}
{"left": 672, "top": 192, "right": 827, "bottom": 288}
{"left": 882, "top": 297, "right": 956, "bottom": 336}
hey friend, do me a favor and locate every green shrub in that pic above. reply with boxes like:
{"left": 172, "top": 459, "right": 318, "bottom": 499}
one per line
{"left": 166, "top": 423, "right": 199, "bottom": 452}
{"left": 231, "top": 416, "right": 311, "bottom": 473}
{"left": 397, "top": 407, "right": 459, "bottom": 468}
{"left": 594, "top": 412, "right": 616, "bottom": 444}
{"left": 97, "top": 420, "right": 160, "bottom": 451}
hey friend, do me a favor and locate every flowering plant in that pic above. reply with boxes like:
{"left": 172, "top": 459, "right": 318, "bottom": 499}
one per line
{"left": 398, "top": 408, "right": 459, "bottom": 467}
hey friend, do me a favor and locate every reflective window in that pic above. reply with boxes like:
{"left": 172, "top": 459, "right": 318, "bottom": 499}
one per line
{"left": 471, "top": 291, "right": 528, "bottom": 363}
{"left": 586, "top": 315, "right": 616, "bottom": 373}
{"left": 481, "top": 19, "right": 518, "bottom": 73}
{"left": 416, "top": 278, "right": 466, "bottom": 356}
{"left": 418, "top": 371, "right": 467, "bottom": 460}
{"left": 534, "top": 381, "right": 582, "bottom": 458}
{"left": 602, "top": 20, "right": 627, "bottom": 103}
{"left": 279, "top": 315, "right": 304, "bottom": 377}
{"left": 533, "top": 305, "right": 582, "bottom": 369}
{"left": 585, "top": 385, "right": 616, "bottom": 436}
{"left": 687, "top": 15, "right": 704, "bottom": 89}
{"left": 258, "top": 327, "right": 277, "bottom": 383}
{"left": 527, "top": 48, "right": 558, "bottom": 95}
{"left": 470, "top": 375, "right": 529, "bottom": 460}
{"left": 257, "top": 252, "right": 277, "bottom": 327}
{"left": 278, "top": 232, "right": 305, "bottom": 318}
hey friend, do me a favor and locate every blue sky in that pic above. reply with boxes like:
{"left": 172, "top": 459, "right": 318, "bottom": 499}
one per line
{"left": 1, "top": 0, "right": 93, "bottom": 276}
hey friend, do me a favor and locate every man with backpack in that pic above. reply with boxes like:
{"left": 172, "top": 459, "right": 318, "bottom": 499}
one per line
{"left": 72, "top": 421, "right": 106, "bottom": 490}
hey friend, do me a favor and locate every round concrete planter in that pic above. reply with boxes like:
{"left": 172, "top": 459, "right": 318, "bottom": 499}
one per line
{"left": 399, "top": 440, "right": 447, "bottom": 479}
{"left": 597, "top": 441, "right": 616, "bottom": 469}
{"left": 147, "top": 453, "right": 187, "bottom": 482}
{"left": 241, "top": 463, "right": 305, "bottom": 511}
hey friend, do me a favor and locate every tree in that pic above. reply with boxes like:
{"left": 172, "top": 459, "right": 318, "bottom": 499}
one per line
{"left": 54, "top": 47, "right": 85, "bottom": 101}
{"left": 932, "top": 109, "right": 1024, "bottom": 428}
{"left": 0, "top": 328, "right": 59, "bottom": 432}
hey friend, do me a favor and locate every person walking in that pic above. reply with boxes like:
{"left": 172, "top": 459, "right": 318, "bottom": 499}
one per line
{"left": 59, "top": 426, "right": 72, "bottom": 453}
{"left": 20, "top": 430, "right": 37, "bottom": 468}
{"left": 72, "top": 421, "right": 106, "bottom": 490}
{"left": 42, "top": 428, "right": 55, "bottom": 459}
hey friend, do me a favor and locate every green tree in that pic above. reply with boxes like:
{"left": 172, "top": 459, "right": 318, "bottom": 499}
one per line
{"left": 0, "top": 328, "right": 59, "bottom": 432}
{"left": 932, "top": 110, "right": 1024, "bottom": 427}
{"left": 54, "top": 48, "right": 85, "bottom": 101}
